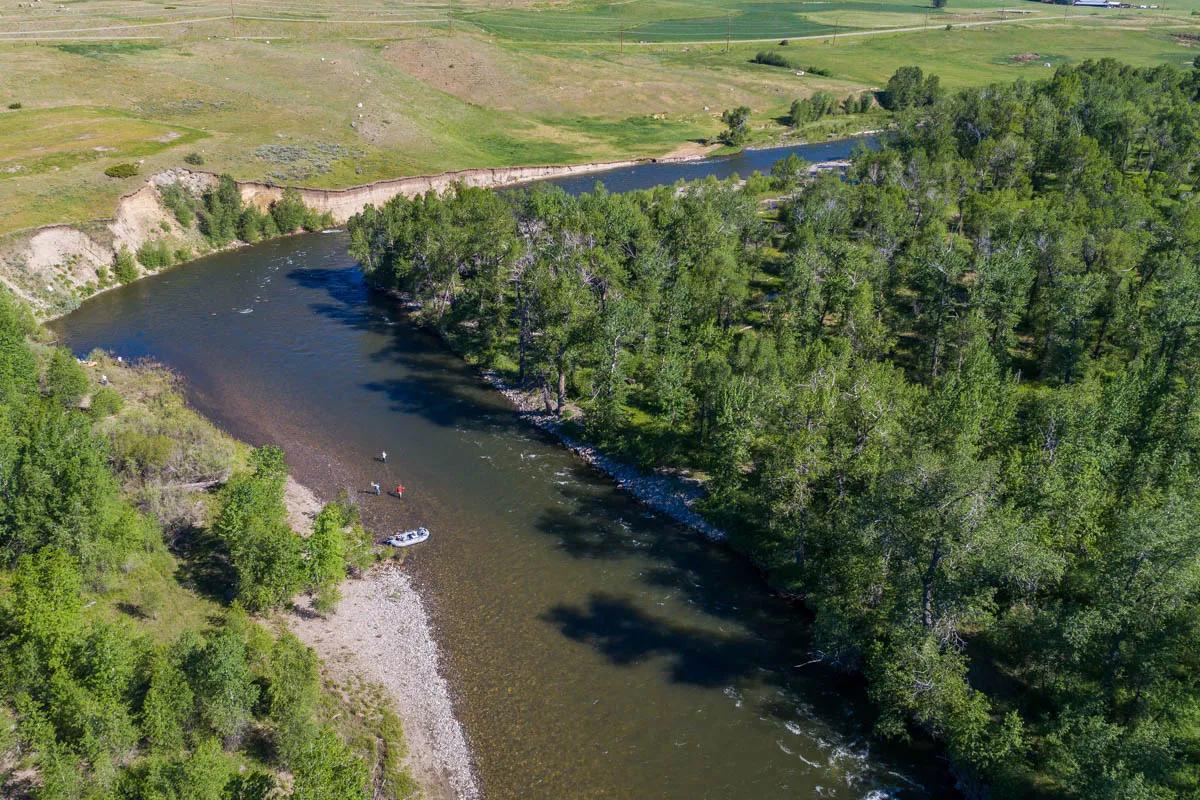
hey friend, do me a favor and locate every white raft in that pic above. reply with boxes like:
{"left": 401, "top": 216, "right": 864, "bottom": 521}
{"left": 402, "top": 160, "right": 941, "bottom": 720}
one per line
{"left": 385, "top": 527, "right": 430, "bottom": 548}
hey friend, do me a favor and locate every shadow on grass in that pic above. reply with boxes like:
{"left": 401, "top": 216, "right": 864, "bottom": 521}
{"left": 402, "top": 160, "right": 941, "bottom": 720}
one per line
{"left": 116, "top": 601, "right": 150, "bottom": 620}
{"left": 171, "top": 524, "right": 236, "bottom": 605}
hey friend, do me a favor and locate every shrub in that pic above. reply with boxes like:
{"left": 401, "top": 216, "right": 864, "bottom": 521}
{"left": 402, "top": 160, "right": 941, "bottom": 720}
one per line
{"left": 882, "top": 65, "right": 941, "bottom": 110}
{"left": 304, "top": 209, "right": 335, "bottom": 232}
{"left": 104, "top": 163, "right": 139, "bottom": 179}
{"left": 173, "top": 247, "right": 192, "bottom": 264}
{"left": 237, "top": 206, "right": 277, "bottom": 244}
{"left": 752, "top": 51, "right": 791, "bottom": 68}
{"left": 199, "top": 175, "right": 244, "bottom": 246}
{"left": 771, "top": 153, "right": 809, "bottom": 189}
{"left": 159, "top": 182, "right": 196, "bottom": 228}
{"left": 136, "top": 239, "right": 173, "bottom": 270}
{"left": 789, "top": 92, "right": 841, "bottom": 126}
{"left": 183, "top": 152, "right": 205, "bottom": 166}
{"left": 805, "top": 65, "right": 832, "bottom": 77}
{"left": 742, "top": 171, "right": 772, "bottom": 196}
{"left": 6, "top": 102, "right": 21, "bottom": 110}
{"left": 45, "top": 348, "right": 88, "bottom": 408}
{"left": 214, "top": 446, "right": 304, "bottom": 611}
{"left": 113, "top": 430, "right": 174, "bottom": 477}
{"left": 89, "top": 387, "right": 123, "bottom": 419}
{"left": 270, "top": 188, "right": 308, "bottom": 234}
{"left": 114, "top": 247, "right": 138, "bottom": 284}
{"left": 719, "top": 106, "right": 751, "bottom": 147}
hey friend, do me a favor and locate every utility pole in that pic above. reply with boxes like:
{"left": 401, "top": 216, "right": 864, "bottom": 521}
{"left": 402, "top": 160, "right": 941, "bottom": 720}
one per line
{"left": 448, "top": 0, "right": 454, "bottom": 35}
{"left": 229, "top": 0, "right": 235, "bottom": 33}
{"left": 619, "top": 26, "right": 624, "bottom": 52}
{"left": 725, "top": 13, "right": 731, "bottom": 52}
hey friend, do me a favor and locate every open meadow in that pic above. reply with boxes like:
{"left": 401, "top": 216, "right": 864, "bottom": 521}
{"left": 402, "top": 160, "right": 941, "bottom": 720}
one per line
{"left": 2, "top": 0, "right": 1200, "bottom": 234}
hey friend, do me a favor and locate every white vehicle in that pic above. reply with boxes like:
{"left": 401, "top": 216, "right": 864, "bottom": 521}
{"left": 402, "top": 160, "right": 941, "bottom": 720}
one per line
{"left": 385, "top": 527, "right": 430, "bottom": 548}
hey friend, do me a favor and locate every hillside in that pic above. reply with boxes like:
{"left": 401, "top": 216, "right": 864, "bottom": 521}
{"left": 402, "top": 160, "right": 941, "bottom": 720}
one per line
{"left": 3, "top": 0, "right": 1200, "bottom": 238}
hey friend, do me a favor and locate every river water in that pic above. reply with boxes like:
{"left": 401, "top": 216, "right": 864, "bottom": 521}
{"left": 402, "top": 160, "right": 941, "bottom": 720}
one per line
{"left": 53, "top": 138, "right": 950, "bottom": 800}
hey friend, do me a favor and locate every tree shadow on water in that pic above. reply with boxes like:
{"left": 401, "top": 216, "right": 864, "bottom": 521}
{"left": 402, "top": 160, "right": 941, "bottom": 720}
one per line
{"left": 288, "top": 267, "right": 369, "bottom": 313}
{"left": 535, "top": 486, "right": 820, "bottom": 691}
{"left": 361, "top": 374, "right": 509, "bottom": 431}
{"left": 290, "top": 267, "right": 527, "bottom": 435}
{"left": 534, "top": 476, "right": 957, "bottom": 794}
{"left": 544, "top": 592, "right": 776, "bottom": 688}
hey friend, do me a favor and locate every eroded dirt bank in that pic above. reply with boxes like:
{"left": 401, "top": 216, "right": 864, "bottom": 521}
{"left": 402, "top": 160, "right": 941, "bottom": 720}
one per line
{"left": 0, "top": 153, "right": 702, "bottom": 318}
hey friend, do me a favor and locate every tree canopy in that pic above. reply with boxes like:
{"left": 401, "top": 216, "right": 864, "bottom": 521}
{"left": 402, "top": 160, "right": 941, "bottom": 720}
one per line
{"left": 348, "top": 59, "right": 1200, "bottom": 796}
{"left": 0, "top": 300, "right": 387, "bottom": 797}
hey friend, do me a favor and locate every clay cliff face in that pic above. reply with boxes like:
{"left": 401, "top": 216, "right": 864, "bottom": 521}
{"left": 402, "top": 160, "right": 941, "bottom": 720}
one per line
{"left": 0, "top": 150, "right": 847, "bottom": 318}
{"left": 237, "top": 160, "right": 643, "bottom": 223}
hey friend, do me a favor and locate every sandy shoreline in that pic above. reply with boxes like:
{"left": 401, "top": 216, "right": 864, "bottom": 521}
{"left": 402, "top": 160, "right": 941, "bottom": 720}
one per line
{"left": 282, "top": 480, "right": 480, "bottom": 800}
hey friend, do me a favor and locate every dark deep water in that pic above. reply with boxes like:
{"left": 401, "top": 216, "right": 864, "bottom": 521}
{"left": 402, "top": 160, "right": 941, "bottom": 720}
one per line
{"left": 52, "top": 139, "right": 951, "bottom": 800}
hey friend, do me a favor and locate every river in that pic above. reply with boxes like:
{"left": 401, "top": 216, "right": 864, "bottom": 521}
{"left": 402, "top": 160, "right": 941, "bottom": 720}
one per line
{"left": 52, "top": 138, "right": 951, "bottom": 800}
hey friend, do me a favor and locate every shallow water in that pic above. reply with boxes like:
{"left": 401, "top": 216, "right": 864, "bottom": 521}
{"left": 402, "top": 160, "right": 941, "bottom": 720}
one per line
{"left": 53, "top": 139, "right": 951, "bottom": 800}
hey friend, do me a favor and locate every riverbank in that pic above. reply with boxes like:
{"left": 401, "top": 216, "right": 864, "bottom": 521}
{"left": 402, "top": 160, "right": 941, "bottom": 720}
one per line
{"left": 287, "top": 568, "right": 480, "bottom": 800}
{"left": 280, "top": 479, "right": 480, "bottom": 800}
{"left": 478, "top": 369, "right": 727, "bottom": 543}
{"left": 2, "top": 149, "right": 718, "bottom": 319}
{"left": 7, "top": 132, "right": 879, "bottom": 321}
{"left": 82, "top": 351, "right": 474, "bottom": 800}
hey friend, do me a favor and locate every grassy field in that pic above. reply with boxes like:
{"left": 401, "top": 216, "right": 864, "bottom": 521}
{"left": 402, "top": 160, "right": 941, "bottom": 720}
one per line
{"left": 0, "top": 106, "right": 206, "bottom": 179}
{"left": 1, "top": 0, "right": 1199, "bottom": 235}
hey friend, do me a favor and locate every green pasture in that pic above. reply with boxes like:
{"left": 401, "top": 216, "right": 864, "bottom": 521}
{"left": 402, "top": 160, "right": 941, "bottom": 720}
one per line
{"left": 0, "top": 1, "right": 1198, "bottom": 235}
{"left": 0, "top": 106, "right": 206, "bottom": 181}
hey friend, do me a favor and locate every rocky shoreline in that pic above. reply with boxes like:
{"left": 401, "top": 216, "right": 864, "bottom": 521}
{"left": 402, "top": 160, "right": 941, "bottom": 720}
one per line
{"left": 282, "top": 481, "right": 479, "bottom": 800}
{"left": 289, "top": 567, "right": 480, "bottom": 800}
{"left": 478, "top": 369, "right": 727, "bottom": 543}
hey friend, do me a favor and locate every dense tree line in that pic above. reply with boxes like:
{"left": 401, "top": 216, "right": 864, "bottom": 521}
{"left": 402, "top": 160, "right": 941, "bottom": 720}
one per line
{"left": 348, "top": 60, "right": 1200, "bottom": 797}
{"left": 196, "top": 180, "right": 335, "bottom": 247}
{"left": 0, "top": 289, "right": 384, "bottom": 797}
{"left": 159, "top": 179, "right": 335, "bottom": 250}
{"left": 788, "top": 91, "right": 874, "bottom": 126}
